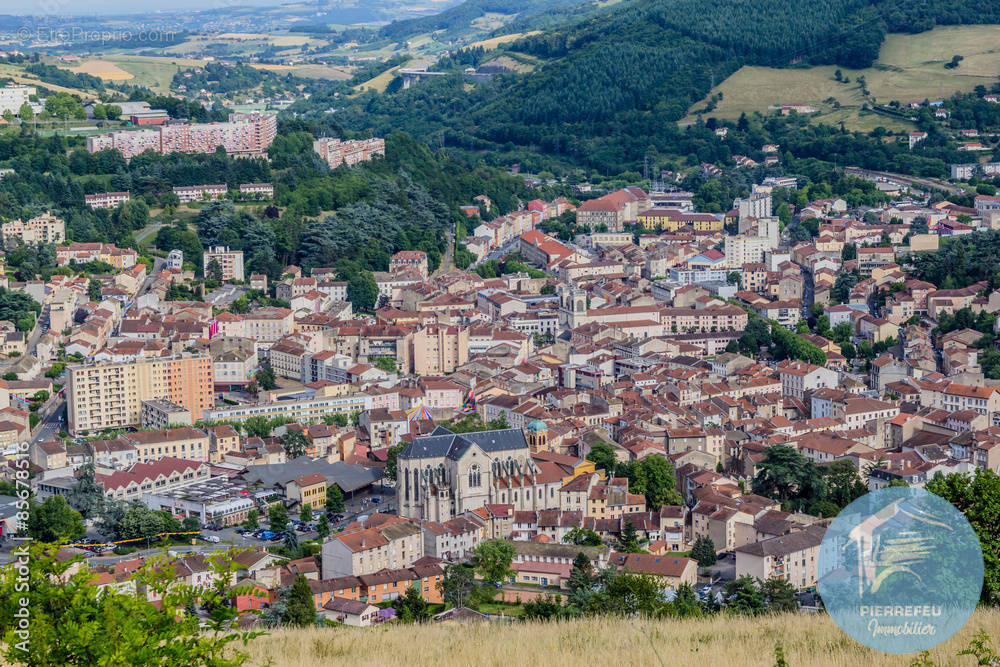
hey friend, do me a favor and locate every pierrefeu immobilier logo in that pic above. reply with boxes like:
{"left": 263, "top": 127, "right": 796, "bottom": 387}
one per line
{"left": 817, "top": 487, "right": 983, "bottom": 654}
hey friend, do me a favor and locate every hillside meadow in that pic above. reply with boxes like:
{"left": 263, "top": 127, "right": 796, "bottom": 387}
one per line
{"left": 683, "top": 25, "right": 1000, "bottom": 131}
{"left": 241, "top": 607, "right": 1000, "bottom": 666}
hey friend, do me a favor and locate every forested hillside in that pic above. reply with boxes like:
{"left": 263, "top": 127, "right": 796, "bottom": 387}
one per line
{"left": 316, "top": 0, "right": 1000, "bottom": 173}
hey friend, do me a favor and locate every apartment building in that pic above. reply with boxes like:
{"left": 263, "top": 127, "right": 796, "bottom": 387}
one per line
{"left": 56, "top": 243, "right": 138, "bottom": 269}
{"left": 389, "top": 251, "right": 429, "bottom": 279}
{"left": 205, "top": 392, "right": 367, "bottom": 424}
{"left": 84, "top": 192, "right": 131, "bottom": 209}
{"left": 242, "top": 307, "right": 294, "bottom": 345}
{"left": 724, "top": 234, "right": 772, "bottom": 268}
{"left": 2, "top": 213, "right": 65, "bottom": 246}
{"left": 0, "top": 85, "right": 35, "bottom": 114}
{"left": 321, "top": 520, "right": 424, "bottom": 578}
{"left": 67, "top": 355, "right": 214, "bottom": 434}
{"left": 735, "top": 524, "right": 827, "bottom": 589}
{"left": 203, "top": 246, "right": 245, "bottom": 281}
{"left": 313, "top": 137, "right": 386, "bottom": 169}
{"left": 408, "top": 325, "right": 469, "bottom": 375}
{"left": 88, "top": 112, "right": 277, "bottom": 158}
{"left": 174, "top": 185, "right": 227, "bottom": 203}
{"left": 777, "top": 361, "right": 838, "bottom": 400}
{"left": 122, "top": 428, "right": 210, "bottom": 462}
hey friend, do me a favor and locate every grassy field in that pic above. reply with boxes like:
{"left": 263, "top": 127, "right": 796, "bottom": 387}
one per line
{"left": 684, "top": 25, "right": 1000, "bottom": 131}
{"left": 354, "top": 59, "right": 413, "bottom": 93}
{"left": 0, "top": 63, "right": 96, "bottom": 98}
{"left": 66, "top": 60, "right": 135, "bottom": 82}
{"left": 243, "top": 608, "right": 1000, "bottom": 667}
{"left": 467, "top": 31, "right": 540, "bottom": 51}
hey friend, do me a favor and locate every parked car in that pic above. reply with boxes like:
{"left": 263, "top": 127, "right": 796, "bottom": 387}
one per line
{"left": 258, "top": 530, "right": 276, "bottom": 540}
{"left": 370, "top": 497, "right": 382, "bottom": 504}
{"left": 203, "top": 535, "right": 221, "bottom": 543}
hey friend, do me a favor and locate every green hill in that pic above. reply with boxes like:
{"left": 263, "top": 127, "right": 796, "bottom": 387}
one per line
{"left": 317, "top": 0, "right": 1000, "bottom": 173}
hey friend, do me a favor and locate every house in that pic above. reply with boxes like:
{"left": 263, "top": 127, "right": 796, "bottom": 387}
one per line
{"left": 610, "top": 553, "right": 697, "bottom": 589}
{"left": 321, "top": 597, "right": 381, "bottom": 626}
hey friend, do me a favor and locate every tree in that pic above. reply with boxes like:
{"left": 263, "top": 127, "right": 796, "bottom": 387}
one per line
{"left": 27, "top": 496, "right": 85, "bottom": 542}
{"left": 0, "top": 545, "right": 258, "bottom": 665}
{"left": 316, "top": 514, "right": 329, "bottom": 539}
{"left": 67, "top": 462, "right": 106, "bottom": 518}
{"left": 257, "top": 364, "right": 277, "bottom": 390}
{"left": 345, "top": 271, "right": 379, "bottom": 312}
{"left": 438, "top": 563, "right": 476, "bottom": 609}
{"left": 631, "top": 455, "right": 683, "bottom": 511}
{"left": 18, "top": 102, "right": 34, "bottom": 123}
{"left": 618, "top": 519, "right": 642, "bottom": 553}
{"left": 761, "top": 577, "right": 798, "bottom": 613}
{"left": 473, "top": 539, "right": 516, "bottom": 587}
{"left": 206, "top": 258, "right": 223, "bottom": 282}
{"left": 841, "top": 243, "right": 857, "bottom": 261}
{"left": 268, "top": 504, "right": 289, "bottom": 533}
{"left": 822, "top": 459, "right": 868, "bottom": 511}
{"left": 385, "top": 443, "right": 405, "bottom": 481}
{"left": 669, "top": 582, "right": 703, "bottom": 618}
{"left": 562, "top": 526, "right": 602, "bottom": 546}
{"left": 586, "top": 441, "right": 619, "bottom": 475}
{"left": 182, "top": 516, "right": 200, "bottom": 533}
{"left": 283, "top": 574, "right": 317, "bottom": 627}
{"left": 244, "top": 508, "right": 259, "bottom": 530}
{"left": 752, "top": 444, "right": 825, "bottom": 511}
{"left": 566, "top": 552, "right": 595, "bottom": 600}
{"left": 691, "top": 536, "right": 717, "bottom": 567}
{"left": 927, "top": 469, "right": 1000, "bottom": 603}
{"left": 325, "top": 485, "right": 345, "bottom": 514}
{"left": 299, "top": 503, "right": 312, "bottom": 523}
{"left": 724, "top": 576, "right": 767, "bottom": 616}
{"left": 396, "top": 584, "right": 430, "bottom": 623}
{"left": 280, "top": 429, "right": 310, "bottom": 459}
{"left": 373, "top": 356, "right": 398, "bottom": 374}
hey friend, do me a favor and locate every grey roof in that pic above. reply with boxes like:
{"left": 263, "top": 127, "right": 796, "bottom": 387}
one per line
{"left": 399, "top": 427, "right": 528, "bottom": 461}
{"left": 736, "top": 524, "right": 827, "bottom": 558}
{"left": 239, "top": 457, "right": 382, "bottom": 493}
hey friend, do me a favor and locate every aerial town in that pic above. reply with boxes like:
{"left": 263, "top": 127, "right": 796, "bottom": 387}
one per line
{"left": 3, "top": 106, "right": 1000, "bottom": 630}
{"left": 2, "top": 0, "right": 1000, "bottom": 654}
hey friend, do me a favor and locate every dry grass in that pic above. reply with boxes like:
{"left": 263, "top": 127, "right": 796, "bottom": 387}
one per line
{"left": 466, "top": 31, "right": 541, "bottom": 51}
{"left": 684, "top": 25, "right": 1000, "bottom": 131}
{"left": 354, "top": 59, "right": 413, "bottom": 93}
{"left": 66, "top": 59, "right": 135, "bottom": 81}
{"left": 241, "top": 608, "right": 1000, "bottom": 666}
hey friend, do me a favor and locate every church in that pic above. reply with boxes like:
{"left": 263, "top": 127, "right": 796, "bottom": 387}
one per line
{"left": 397, "top": 425, "right": 548, "bottom": 522}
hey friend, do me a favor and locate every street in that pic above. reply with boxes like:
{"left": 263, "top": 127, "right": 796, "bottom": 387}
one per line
{"left": 31, "top": 396, "right": 65, "bottom": 445}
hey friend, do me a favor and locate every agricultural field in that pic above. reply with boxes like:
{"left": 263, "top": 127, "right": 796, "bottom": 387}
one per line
{"left": 242, "top": 608, "right": 1000, "bottom": 667}
{"left": 467, "top": 31, "right": 541, "bottom": 51}
{"left": 354, "top": 58, "right": 413, "bottom": 93}
{"left": 684, "top": 25, "right": 1000, "bottom": 132}
{"left": 0, "top": 63, "right": 97, "bottom": 98}
{"left": 66, "top": 60, "right": 134, "bottom": 82}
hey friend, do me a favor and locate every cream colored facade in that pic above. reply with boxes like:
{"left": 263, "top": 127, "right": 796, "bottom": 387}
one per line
{"left": 409, "top": 326, "right": 469, "bottom": 375}
{"left": 243, "top": 308, "right": 295, "bottom": 345}
{"left": 2, "top": 213, "right": 65, "bottom": 246}
{"left": 67, "top": 355, "right": 213, "bottom": 435}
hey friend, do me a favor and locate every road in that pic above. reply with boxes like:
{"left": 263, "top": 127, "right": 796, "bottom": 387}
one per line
{"left": 134, "top": 222, "right": 166, "bottom": 246}
{"left": 137, "top": 257, "right": 166, "bottom": 297}
{"left": 31, "top": 396, "right": 65, "bottom": 444}
{"left": 844, "top": 166, "right": 965, "bottom": 196}
{"left": 432, "top": 232, "right": 454, "bottom": 278}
